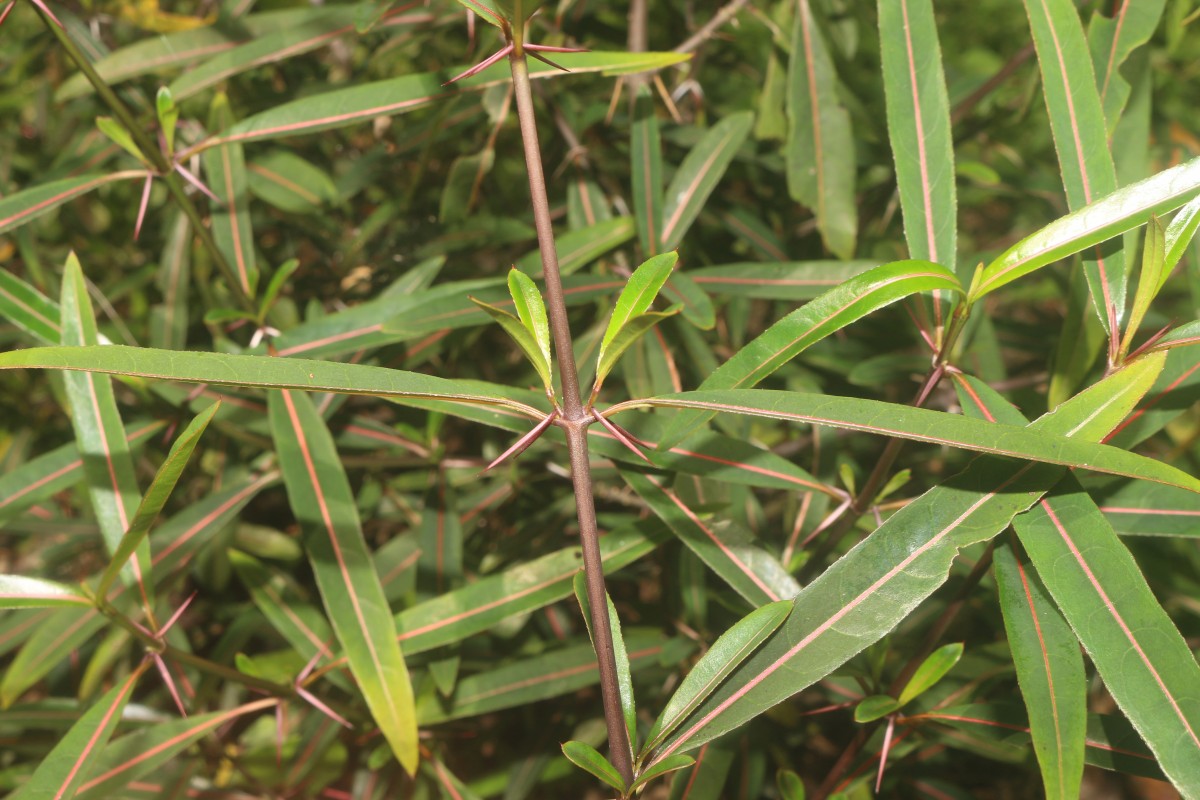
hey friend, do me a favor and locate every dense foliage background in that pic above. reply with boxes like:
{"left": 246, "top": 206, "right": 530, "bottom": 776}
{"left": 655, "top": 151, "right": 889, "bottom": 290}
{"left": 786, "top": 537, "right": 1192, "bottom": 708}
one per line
{"left": 1, "top": 0, "right": 1199, "bottom": 797}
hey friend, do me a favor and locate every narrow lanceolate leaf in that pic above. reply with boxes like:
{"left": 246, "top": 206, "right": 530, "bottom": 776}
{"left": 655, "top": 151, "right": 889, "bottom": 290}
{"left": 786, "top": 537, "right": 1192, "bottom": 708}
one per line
{"left": 1088, "top": 0, "right": 1166, "bottom": 133}
{"left": 573, "top": 575, "right": 637, "bottom": 752}
{"left": 93, "top": 405, "right": 219, "bottom": 599}
{"left": 1023, "top": 0, "right": 1125, "bottom": 338}
{"left": 647, "top": 355, "right": 1163, "bottom": 760}
{"left": 632, "top": 384, "right": 1198, "bottom": 493}
{"left": 878, "top": 0, "right": 957, "bottom": 272}
{"left": 75, "top": 698, "right": 278, "bottom": 799}
{"left": 7, "top": 661, "right": 149, "bottom": 800}
{"left": 631, "top": 84, "right": 664, "bottom": 256}
{"left": 0, "top": 346, "right": 547, "bottom": 420}
{"left": 622, "top": 470, "right": 799, "bottom": 607}
{"left": 0, "top": 267, "right": 61, "bottom": 344}
{"left": 1015, "top": 477, "right": 1200, "bottom": 794}
{"left": 0, "top": 421, "right": 163, "bottom": 525}
{"left": 1164, "top": 192, "right": 1200, "bottom": 279}
{"left": 1085, "top": 475, "right": 1200, "bottom": 538}
{"left": 660, "top": 112, "right": 753, "bottom": 251}
{"left": 995, "top": 540, "right": 1086, "bottom": 800}
{"left": 269, "top": 390, "right": 417, "bottom": 773}
{"left": 470, "top": 297, "right": 555, "bottom": 395}
{"left": 659, "top": 260, "right": 962, "bottom": 447}
{"left": 1119, "top": 215, "right": 1165, "bottom": 357}
{"left": 513, "top": 217, "right": 634, "bottom": 277}
{"left": 690, "top": 261, "right": 879, "bottom": 300}
{"left": 594, "top": 309, "right": 679, "bottom": 392}
{"left": 1106, "top": 342, "right": 1200, "bottom": 448}
{"left": 506, "top": 269, "right": 552, "bottom": 378}
{"left": 596, "top": 251, "right": 678, "bottom": 384}
{"left": 247, "top": 150, "right": 339, "bottom": 214}
{"left": 59, "top": 256, "right": 149, "bottom": 591}
{"left": 0, "top": 576, "right": 91, "bottom": 609}
{"left": 787, "top": 0, "right": 857, "bottom": 259}
{"left": 974, "top": 154, "right": 1200, "bottom": 299}
{"left": 394, "top": 521, "right": 665, "bottom": 655}
{"left": 643, "top": 601, "right": 791, "bottom": 758}
{"left": 0, "top": 172, "right": 143, "bottom": 235}
{"left": 203, "top": 93, "right": 257, "bottom": 296}
{"left": 150, "top": 212, "right": 191, "bottom": 349}
{"left": 193, "top": 53, "right": 690, "bottom": 150}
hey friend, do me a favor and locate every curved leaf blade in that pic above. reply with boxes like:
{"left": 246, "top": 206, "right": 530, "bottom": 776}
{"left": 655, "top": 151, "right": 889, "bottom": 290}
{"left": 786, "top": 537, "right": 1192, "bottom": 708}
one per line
{"left": 0, "top": 576, "right": 91, "bottom": 609}
{"left": 594, "top": 309, "right": 679, "bottom": 391}
{"left": 0, "top": 172, "right": 143, "bottom": 236}
{"left": 631, "top": 84, "right": 664, "bottom": 256}
{"left": 471, "top": 296, "right": 554, "bottom": 394}
{"left": 660, "top": 112, "right": 753, "bottom": 251}
{"left": 268, "top": 389, "right": 417, "bottom": 773}
{"left": 506, "top": 268, "right": 552, "bottom": 379}
{"left": 203, "top": 93, "right": 257, "bottom": 297}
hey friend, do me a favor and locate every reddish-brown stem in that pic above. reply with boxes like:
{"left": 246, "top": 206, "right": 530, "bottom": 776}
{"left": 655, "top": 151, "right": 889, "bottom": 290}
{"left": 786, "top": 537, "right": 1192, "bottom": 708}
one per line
{"left": 508, "top": 51, "right": 636, "bottom": 787}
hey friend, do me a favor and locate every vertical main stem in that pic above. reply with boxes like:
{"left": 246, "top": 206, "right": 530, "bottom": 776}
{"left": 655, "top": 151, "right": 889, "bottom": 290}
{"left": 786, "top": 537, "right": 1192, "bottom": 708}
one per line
{"left": 509, "top": 53, "right": 636, "bottom": 787}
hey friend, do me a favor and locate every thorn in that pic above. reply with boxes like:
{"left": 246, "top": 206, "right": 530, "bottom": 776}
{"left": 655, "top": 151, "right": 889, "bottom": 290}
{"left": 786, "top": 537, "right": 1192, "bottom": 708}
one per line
{"left": 482, "top": 410, "right": 558, "bottom": 473}
{"left": 154, "top": 654, "right": 188, "bottom": 717}
{"left": 159, "top": 591, "right": 197, "bottom": 635}
{"left": 592, "top": 409, "right": 651, "bottom": 464}
{"left": 1128, "top": 320, "right": 1176, "bottom": 360}
{"left": 443, "top": 44, "right": 513, "bottom": 86}
{"left": 875, "top": 715, "right": 897, "bottom": 793}
{"left": 527, "top": 50, "right": 570, "bottom": 73}
{"left": 174, "top": 163, "right": 219, "bottom": 203}
{"left": 525, "top": 44, "right": 589, "bottom": 54}
{"left": 29, "top": 0, "right": 63, "bottom": 29}
{"left": 133, "top": 174, "right": 153, "bottom": 241}
{"left": 0, "top": 2, "right": 16, "bottom": 30}
{"left": 800, "top": 499, "right": 851, "bottom": 549}
{"left": 297, "top": 686, "right": 354, "bottom": 729}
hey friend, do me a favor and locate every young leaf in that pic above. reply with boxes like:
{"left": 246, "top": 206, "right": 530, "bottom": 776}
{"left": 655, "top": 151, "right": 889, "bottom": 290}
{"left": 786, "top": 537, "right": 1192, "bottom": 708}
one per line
{"left": 660, "top": 112, "right": 754, "bottom": 251}
{"left": 95, "top": 117, "right": 147, "bottom": 163}
{"left": 1118, "top": 215, "right": 1165, "bottom": 359}
{"left": 896, "top": 642, "right": 963, "bottom": 706}
{"left": 259, "top": 258, "right": 300, "bottom": 320}
{"left": 470, "top": 296, "right": 555, "bottom": 395}
{"left": 562, "top": 740, "right": 627, "bottom": 794}
{"left": 599, "top": 252, "right": 678, "bottom": 363}
{"left": 156, "top": 87, "right": 179, "bottom": 154}
{"left": 268, "top": 390, "right": 418, "bottom": 774}
{"left": 594, "top": 309, "right": 679, "bottom": 395}
{"left": 642, "top": 600, "right": 791, "bottom": 757}
{"left": 506, "top": 268, "right": 553, "bottom": 380}
{"left": 853, "top": 695, "right": 901, "bottom": 723}
{"left": 1164, "top": 192, "right": 1200, "bottom": 280}
{"left": 777, "top": 769, "right": 806, "bottom": 800}
{"left": 632, "top": 753, "right": 696, "bottom": 792}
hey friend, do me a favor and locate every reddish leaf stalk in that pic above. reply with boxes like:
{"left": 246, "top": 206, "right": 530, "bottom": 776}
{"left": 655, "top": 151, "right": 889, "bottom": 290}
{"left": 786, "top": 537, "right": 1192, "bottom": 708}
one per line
{"left": 508, "top": 49, "right": 636, "bottom": 787}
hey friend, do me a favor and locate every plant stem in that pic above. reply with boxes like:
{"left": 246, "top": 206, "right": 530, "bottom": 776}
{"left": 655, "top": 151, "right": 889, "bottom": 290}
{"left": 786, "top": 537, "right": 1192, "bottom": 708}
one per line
{"left": 508, "top": 51, "right": 636, "bottom": 787}
{"left": 34, "top": 6, "right": 255, "bottom": 315}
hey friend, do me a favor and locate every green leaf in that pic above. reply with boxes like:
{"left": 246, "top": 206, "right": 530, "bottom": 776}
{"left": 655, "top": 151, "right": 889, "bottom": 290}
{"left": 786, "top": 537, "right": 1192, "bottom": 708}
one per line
{"left": 897, "top": 642, "right": 963, "bottom": 706}
{"left": 259, "top": 258, "right": 300, "bottom": 319}
{"left": 1088, "top": 0, "right": 1166, "bottom": 133}
{"left": 204, "top": 92, "right": 258, "bottom": 297}
{"left": 632, "top": 754, "right": 695, "bottom": 792}
{"left": 631, "top": 385, "right": 1198, "bottom": 493}
{"left": 642, "top": 600, "right": 791, "bottom": 757}
{"left": 787, "top": 0, "right": 857, "bottom": 258}
{"left": 1014, "top": 477, "right": 1200, "bottom": 792}
{"left": 689, "top": 260, "right": 880, "bottom": 300}
{"left": 974, "top": 154, "right": 1200, "bottom": 300}
{"left": 199, "top": 53, "right": 691, "bottom": 149}
{"left": 878, "top": 0, "right": 956, "bottom": 272}
{"left": 622, "top": 469, "right": 800, "bottom": 607}
{"left": 1119, "top": 215, "right": 1166, "bottom": 358}
{"left": 574, "top": 573, "right": 637, "bottom": 754}
{"left": 659, "top": 259, "right": 961, "bottom": 447}
{"left": 8, "top": 663, "right": 148, "bottom": 800}
{"left": 1164, "top": 192, "right": 1200, "bottom": 279}
{"left": 777, "top": 769, "right": 806, "bottom": 800}
{"left": 248, "top": 151, "right": 340, "bottom": 214}
{"left": 853, "top": 695, "right": 900, "bottom": 723}
{"left": 59, "top": 255, "right": 149, "bottom": 591}
{"left": 453, "top": 0, "right": 506, "bottom": 27}
{"left": 646, "top": 355, "right": 1164, "bottom": 759}
{"left": 268, "top": 390, "right": 418, "bottom": 773}
{"left": 0, "top": 266, "right": 61, "bottom": 344}
{"left": 95, "top": 117, "right": 147, "bottom": 163}
{"left": 995, "top": 539, "right": 1086, "bottom": 800}
{"left": 0, "top": 576, "right": 91, "bottom": 609}
{"left": 1023, "top": 0, "right": 1125, "bottom": 336}
{"left": 75, "top": 698, "right": 277, "bottom": 798}
{"left": 1085, "top": 474, "right": 1200, "bottom": 538}
{"left": 494, "top": 0, "right": 542, "bottom": 25}
{"left": 594, "top": 309, "right": 680, "bottom": 393}
{"left": 512, "top": 217, "right": 635, "bottom": 277}
{"left": 562, "top": 740, "right": 627, "bottom": 794}
{"left": 156, "top": 87, "right": 179, "bottom": 154}
{"left": 631, "top": 84, "right": 664, "bottom": 256}
{"left": 661, "top": 269, "right": 715, "bottom": 330}
{"left": 595, "top": 251, "right": 678, "bottom": 389}
{"left": 660, "top": 112, "right": 753, "bottom": 251}
{"left": 150, "top": 212, "right": 191, "bottom": 349}
{"left": 0, "top": 172, "right": 143, "bottom": 236}
{"left": 0, "top": 345, "right": 547, "bottom": 421}
{"left": 470, "top": 296, "right": 555, "bottom": 395}
{"left": 507, "top": 268, "right": 552, "bottom": 379}
{"left": 94, "top": 404, "right": 219, "bottom": 599}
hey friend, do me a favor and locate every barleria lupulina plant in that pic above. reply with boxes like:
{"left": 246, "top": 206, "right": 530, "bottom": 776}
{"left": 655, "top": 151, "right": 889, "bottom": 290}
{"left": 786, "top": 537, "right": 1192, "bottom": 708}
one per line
{"left": 0, "top": 0, "right": 1199, "bottom": 798}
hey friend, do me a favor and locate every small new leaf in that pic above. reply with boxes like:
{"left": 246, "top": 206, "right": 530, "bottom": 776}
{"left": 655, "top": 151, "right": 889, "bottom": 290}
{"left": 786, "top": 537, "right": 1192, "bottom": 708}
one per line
{"left": 470, "top": 296, "right": 555, "bottom": 396}
{"left": 593, "top": 307, "right": 680, "bottom": 396}
{"left": 854, "top": 694, "right": 900, "bottom": 723}
{"left": 562, "top": 740, "right": 627, "bottom": 794}
{"left": 631, "top": 753, "right": 695, "bottom": 792}
{"left": 507, "top": 269, "right": 553, "bottom": 371}
{"left": 156, "top": 87, "right": 179, "bottom": 155}
{"left": 595, "top": 252, "right": 678, "bottom": 387}
{"left": 1119, "top": 216, "right": 1166, "bottom": 360}
{"left": 897, "top": 642, "right": 964, "bottom": 706}
{"left": 494, "top": 0, "right": 542, "bottom": 25}
{"left": 96, "top": 117, "right": 147, "bottom": 164}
